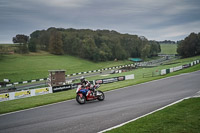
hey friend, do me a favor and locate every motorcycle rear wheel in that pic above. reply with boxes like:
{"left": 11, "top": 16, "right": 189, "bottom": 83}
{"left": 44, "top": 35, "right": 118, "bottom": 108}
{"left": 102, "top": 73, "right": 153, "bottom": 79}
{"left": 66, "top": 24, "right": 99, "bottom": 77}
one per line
{"left": 76, "top": 94, "right": 86, "bottom": 104}
{"left": 97, "top": 91, "right": 105, "bottom": 101}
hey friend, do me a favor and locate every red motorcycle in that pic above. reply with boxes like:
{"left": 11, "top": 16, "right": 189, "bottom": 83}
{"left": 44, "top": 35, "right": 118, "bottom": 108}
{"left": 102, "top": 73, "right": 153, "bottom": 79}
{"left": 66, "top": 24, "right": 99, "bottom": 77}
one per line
{"left": 76, "top": 84, "right": 105, "bottom": 104}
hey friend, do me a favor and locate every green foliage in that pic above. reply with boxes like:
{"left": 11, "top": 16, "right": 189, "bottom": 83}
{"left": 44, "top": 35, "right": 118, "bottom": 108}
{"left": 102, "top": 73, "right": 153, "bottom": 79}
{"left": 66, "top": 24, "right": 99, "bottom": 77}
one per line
{"left": 48, "top": 30, "right": 64, "bottom": 55}
{"left": 13, "top": 34, "right": 29, "bottom": 54}
{"left": 13, "top": 34, "right": 29, "bottom": 44}
{"left": 149, "top": 41, "right": 161, "bottom": 55}
{"left": 177, "top": 32, "right": 200, "bottom": 58}
{"left": 28, "top": 28, "right": 161, "bottom": 61}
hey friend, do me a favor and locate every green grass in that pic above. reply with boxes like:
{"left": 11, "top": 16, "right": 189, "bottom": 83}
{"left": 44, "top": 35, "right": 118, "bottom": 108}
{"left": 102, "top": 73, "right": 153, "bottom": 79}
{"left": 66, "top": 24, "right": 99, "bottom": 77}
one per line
{"left": 0, "top": 90, "right": 75, "bottom": 114}
{"left": 106, "top": 97, "right": 200, "bottom": 133}
{"left": 159, "top": 44, "right": 177, "bottom": 54}
{"left": 0, "top": 56, "right": 199, "bottom": 114}
{"left": 0, "top": 53, "right": 132, "bottom": 82}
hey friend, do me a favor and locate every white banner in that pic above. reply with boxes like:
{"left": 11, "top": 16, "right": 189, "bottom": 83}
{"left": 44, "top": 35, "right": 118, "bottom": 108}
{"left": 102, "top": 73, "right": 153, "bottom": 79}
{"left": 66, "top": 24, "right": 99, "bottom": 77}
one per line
{"left": 4, "top": 79, "right": 10, "bottom": 82}
{"left": 125, "top": 74, "right": 135, "bottom": 80}
{"left": 170, "top": 68, "right": 174, "bottom": 73}
{"left": 173, "top": 66, "right": 183, "bottom": 71}
{"left": 161, "top": 69, "right": 166, "bottom": 75}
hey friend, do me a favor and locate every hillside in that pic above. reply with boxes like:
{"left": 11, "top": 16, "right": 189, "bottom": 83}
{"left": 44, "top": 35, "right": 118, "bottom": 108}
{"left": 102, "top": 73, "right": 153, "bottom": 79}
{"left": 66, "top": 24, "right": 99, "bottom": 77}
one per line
{"left": 159, "top": 43, "right": 177, "bottom": 54}
{"left": 0, "top": 52, "right": 131, "bottom": 82}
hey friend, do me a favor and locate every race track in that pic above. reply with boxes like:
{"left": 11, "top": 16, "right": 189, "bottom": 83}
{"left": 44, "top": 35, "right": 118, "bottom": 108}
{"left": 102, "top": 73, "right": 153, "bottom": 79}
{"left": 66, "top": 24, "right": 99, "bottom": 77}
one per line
{"left": 0, "top": 71, "right": 199, "bottom": 133}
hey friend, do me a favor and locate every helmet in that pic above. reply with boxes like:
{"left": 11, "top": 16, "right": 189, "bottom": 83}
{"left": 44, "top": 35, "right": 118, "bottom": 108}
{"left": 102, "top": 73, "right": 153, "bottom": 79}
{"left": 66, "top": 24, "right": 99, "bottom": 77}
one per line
{"left": 80, "top": 76, "right": 85, "bottom": 83}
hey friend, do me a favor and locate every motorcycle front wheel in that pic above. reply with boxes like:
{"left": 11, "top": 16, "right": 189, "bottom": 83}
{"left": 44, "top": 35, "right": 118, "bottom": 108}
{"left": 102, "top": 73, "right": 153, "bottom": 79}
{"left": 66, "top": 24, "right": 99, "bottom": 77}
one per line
{"left": 97, "top": 91, "right": 105, "bottom": 101}
{"left": 76, "top": 94, "right": 86, "bottom": 104}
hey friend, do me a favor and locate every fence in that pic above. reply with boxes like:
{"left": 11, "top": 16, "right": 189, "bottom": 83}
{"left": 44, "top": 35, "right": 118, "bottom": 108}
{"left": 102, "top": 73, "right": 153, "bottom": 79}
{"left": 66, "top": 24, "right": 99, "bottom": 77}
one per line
{"left": 143, "top": 70, "right": 160, "bottom": 78}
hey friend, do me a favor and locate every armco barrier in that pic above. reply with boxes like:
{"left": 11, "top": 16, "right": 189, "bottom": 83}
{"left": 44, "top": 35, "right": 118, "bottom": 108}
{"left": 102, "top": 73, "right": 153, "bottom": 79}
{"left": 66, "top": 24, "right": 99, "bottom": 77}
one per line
{"left": 0, "top": 87, "right": 52, "bottom": 102}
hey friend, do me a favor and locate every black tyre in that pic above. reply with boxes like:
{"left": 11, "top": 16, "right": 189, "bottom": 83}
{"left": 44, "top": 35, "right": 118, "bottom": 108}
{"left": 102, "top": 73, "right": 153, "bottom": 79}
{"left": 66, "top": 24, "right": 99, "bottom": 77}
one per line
{"left": 97, "top": 91, "right": 105, "bottom": 101}
{"left": 76, "top": 94, "right": 86, "bottom": 104}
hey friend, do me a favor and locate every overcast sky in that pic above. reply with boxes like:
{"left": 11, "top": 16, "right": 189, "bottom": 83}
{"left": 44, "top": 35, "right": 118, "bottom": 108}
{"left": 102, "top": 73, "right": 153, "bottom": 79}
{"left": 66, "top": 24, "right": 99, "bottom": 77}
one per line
{"left": 0, "top": 0, "right": 200, "bottom": 43}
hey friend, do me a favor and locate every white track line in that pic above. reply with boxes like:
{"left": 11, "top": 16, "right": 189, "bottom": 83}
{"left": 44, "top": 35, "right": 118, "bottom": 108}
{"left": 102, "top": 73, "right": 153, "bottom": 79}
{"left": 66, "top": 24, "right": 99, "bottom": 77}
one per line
{"left": 98, "top": 97, "right": 192, "bottom": 133}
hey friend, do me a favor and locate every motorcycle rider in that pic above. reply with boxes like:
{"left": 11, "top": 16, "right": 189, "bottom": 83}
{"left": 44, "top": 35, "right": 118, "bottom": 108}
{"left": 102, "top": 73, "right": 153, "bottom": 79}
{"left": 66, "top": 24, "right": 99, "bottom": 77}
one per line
{"left": 80, "top": 77, "right": 95, "bottom": 96}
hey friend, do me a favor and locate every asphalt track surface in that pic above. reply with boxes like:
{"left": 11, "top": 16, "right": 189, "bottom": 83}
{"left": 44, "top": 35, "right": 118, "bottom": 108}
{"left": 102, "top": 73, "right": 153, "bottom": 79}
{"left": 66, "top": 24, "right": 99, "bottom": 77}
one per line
{"left": 0, "top": 71, "right": 199, "bottom": 133}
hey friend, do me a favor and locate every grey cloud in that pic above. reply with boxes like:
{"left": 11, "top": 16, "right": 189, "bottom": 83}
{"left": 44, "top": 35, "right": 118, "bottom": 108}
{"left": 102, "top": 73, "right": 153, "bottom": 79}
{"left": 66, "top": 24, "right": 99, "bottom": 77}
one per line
{"left": 0, "top": 0, "right": 200, "bottom": 43}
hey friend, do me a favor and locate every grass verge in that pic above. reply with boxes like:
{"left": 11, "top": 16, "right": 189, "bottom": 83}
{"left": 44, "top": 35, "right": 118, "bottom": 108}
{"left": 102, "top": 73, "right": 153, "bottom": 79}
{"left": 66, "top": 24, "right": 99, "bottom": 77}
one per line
{"left": 105, "top": 97, "right": 200, "bottom": 133}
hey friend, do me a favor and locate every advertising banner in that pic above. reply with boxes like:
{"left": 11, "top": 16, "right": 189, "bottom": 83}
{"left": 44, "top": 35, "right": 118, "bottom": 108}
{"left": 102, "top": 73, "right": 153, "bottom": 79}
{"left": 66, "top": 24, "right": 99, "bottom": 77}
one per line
{"left": 0, "top": 87, "right": 52, "bottom": 102}
{"left": 52, "top": 85, "right": 71, "bottom": 92}
{"left": 35, "top": 88, "right": 50, "bottom": 96}
{"left": 0, "top": 93, "right": 9, "bottom": 102}
{"left": 14, "top": 90, "right": 31, "bottom": 99}
{"left": 102, "top": 77, "right": 118, "bottom": 84}
{"left": 173, "top": 66, "right": 183, "bottom": 71}
{"left": 95, "top": 76, "right": 125, "bottom": 84}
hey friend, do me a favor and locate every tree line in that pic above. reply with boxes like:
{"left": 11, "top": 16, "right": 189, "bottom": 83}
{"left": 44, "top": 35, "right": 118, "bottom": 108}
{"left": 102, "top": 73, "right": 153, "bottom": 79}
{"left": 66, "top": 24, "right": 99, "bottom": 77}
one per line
{"left": 158, "top": 40, "right": 176, "bottom": 44}
{"left": 13, "top": 27, "right": 161, "bottom": 62}
{"left": 177, "top": 32, "right": 200, "bottom": 58}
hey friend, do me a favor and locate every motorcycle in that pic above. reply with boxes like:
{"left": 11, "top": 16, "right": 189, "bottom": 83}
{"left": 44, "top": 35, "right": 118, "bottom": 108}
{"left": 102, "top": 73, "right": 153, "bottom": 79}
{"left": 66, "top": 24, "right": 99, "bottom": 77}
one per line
{"left": 76, "top": 84, "right": 105, "bottom": 104}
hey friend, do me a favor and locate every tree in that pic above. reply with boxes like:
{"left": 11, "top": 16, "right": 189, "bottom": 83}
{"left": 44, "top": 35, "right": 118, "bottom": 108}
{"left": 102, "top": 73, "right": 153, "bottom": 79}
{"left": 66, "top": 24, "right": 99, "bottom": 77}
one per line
{"left": 13, "top": 34, "right": 29, "bottom": 44}
{"left": 177, "top": 32, "right": 200, "bottom": 58}
{"left": 81, "top": 38, "right": 98, "bottom": 61}
{"left": 149, "top": 41, "right": 161, "bottom": 56}
{"left": 13, "top": 34, "right": 29, "bottom": 54}
{"left": 29, "top": 28, "right": 161, "bottom": 61}
{"left": 141, "top": 44, "right": 150, "bottom": 59}
{"left": 48, "top": 30, "right": 64, "bottom": 55}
